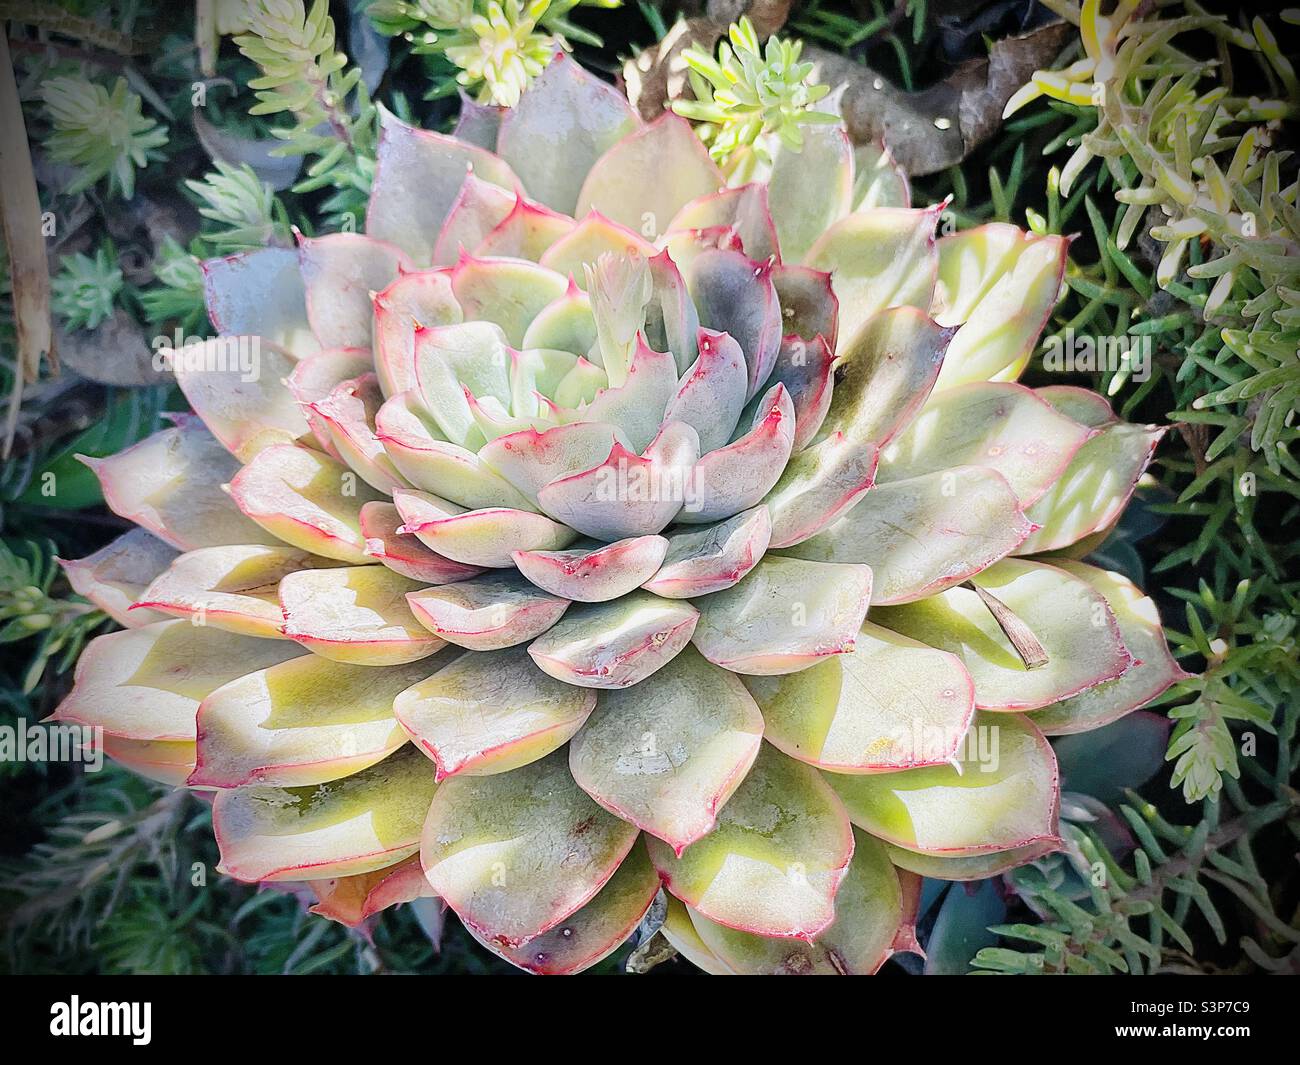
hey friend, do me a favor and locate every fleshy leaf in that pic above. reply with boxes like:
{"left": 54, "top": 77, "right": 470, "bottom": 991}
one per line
{"left": 287, "top": 346, "right": 373, "bottom": 455}
{"left": 691, "top": 557, "right": 872, "bottom": 676}
{"left": 771, "top": 264, "right": 838, "bottom": 348}
{"left": 742, "top": 620, "right": 974, "bottom": 773}
{"left": 931, "top": 225, "right": 1069, "bottom": 390}
{"left": 372, "top": 269, "right": 463, "bottom": 398}
{"left": 96, "top": 735, "right": 196, "bottom": 787}
{"left": 659, "top": 895, "right": 735, "bottom": 973}
{"left": 871, "top": 558, "right": 1132, "bottom": 711}
{"left": 279, "top": 565, "right": 447, "bottom": 665}
{"left": 668, "top": 183, "right": 780, "bottom": 263}
{"left": 645, "top": 743, "right": 853, "bottom": 939}
{"left": 852, "top": 139, "right": 910, "bottom": 209}
{"left": 817, "top": 306, "right": 953, "bottom": 448}
{"left": 359, "top": 501, "right": 485, "bottom": 584}
{"left": 496, "top": 51, "right": 639, "bottom": 215}
{"left": 214, "top": 744, "right": 438, "bottom": 881}
{"left": 514, "top": 535, "right": 669, "bottom": 603}
{"left": 394, "top": 488, "right": 576, "bottom": 568}
{"left": 826, "top": 711, "right": 1060, "bottom": 856}
{"left": 1028, "top": 561, "right": 1189, "bottom": 735}
{"left": 578, "top": 334, "right": 680, "bottom": 452}
{"left": 767, "top": 334, "right": 836, "bottom": 451}
{"left": 768, "top": 120, "right": 853, "bottom": 263}
{"left": 448, "top": 254, "right": 568, "bottom": 347}
{"left": 474, "top": 196, "right": 576, "bottom": 261}
{"left": 394, "top": 645, "right": 595, "bottom": 779}
{"left": 1016, "top": 386, "right": 1165, "bottom": 554}
{"left": 134, "top": 544, "right": 320, "bottom": 638}
{"left": 763, "top": 433, "right": 879, "bottom": 549}
{"left": 661, "top": 329, "right": 749, "bottom": 453}
{"left": 878, "top": 382, "right": 1092, "bottom": 507}
{"left": 202, "top": 247, "right": 318, "bottom": 356}
{"left": 298, "top": 232, "right": 410, "bottom": 348}
{"left": 528, "top": 590, "right": 699, "bottom": 689}
{"left": 536, "top": 422, "right": 700, "bottom": 540}
{"left": 689, "top": 829, "right": 902, "bottom": 974}
{"left": 807, "top": 207, "right": 940, "bottom": 353}
{"left": 569, "top": 646, "right": 764, "bottom": 852}
{"left": 406, "top": 571, "right": 570, "bottom": 651}
{"left": 228, "top": 443, "right": 385, "bottom": 563}
{"left": 478, "top": 421, "right": 625, "bottom": 503}
{"left": 575, "top": 113, "right": 723, "bottom": 239}
{"left": 679, "top": 384, "right": 795, "bottom": 524}
{"left": 419, "top": 748, "right": 640, "bottom": 946}
{"left": 366, "top": 106, "right": 517, "bottom": 265}
{"left": 538, "top": 211, "right": 657, "bottom": 280}
{"left": 174, "top": 337, "right": 309, "bottom": 461}
{"left": 642, "top": 505, "right": 771, "bottom": 599}
{"left": 783, "top": 466, "right": 1033, "bottom": 604}
{"left": 82, "top": 418, "right": 280, "bottom": 551}
{"left": 375, "top": 390, "right": 535, "bottom": 510}
{"left": 431, "top": 173, "right": 517, "bottom": 267}
{"left": 687, "top": 249, "right": 782, "bottom": 400}
{"left": 59, "top": 529, "right": 178, "bottom": 628}
{"left": 191, "top": 655, "right": 437, "bottom": 787}
{"left": 885, "top": 839, "right": 1059, "bottom": 882}
{"left": 311, "top": 374, "right": 407, "bottom": 493}
{"left": 466, "top": 839, "right": 660, "bottom": 975}
{"left": 50, "top": 619, "right": 301, "bottom": 741}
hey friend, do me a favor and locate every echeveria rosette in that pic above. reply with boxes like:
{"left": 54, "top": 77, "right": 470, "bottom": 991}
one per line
{"left": 52, "top": 54, "right": 1187, "bottom": 975}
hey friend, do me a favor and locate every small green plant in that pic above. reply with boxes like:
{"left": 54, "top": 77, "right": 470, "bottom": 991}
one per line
{"left": 673, "top": 16, "right": 835, "bottom": 171}
{"left": 39, "top": 76, "right": 168, "bottom": 200}
{"left": 186, "top": 161, "right": 290, "bottom": 252}
{"left": 51, "top": 247, "right": 123, "bottom": 331}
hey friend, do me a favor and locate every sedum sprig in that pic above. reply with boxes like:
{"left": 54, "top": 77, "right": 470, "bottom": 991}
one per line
{"left": 186, "top": 161, "right": 291, "bottom": 252}
{"left": 673, "top": 17, "right": 836, "bottom": 168}
{"left": 369, "top": 0, "right": 618, "bottom": 105}
{"left": 39, "top": 76, "right": 168, "bottom": 200}
{"left": 1006, "top": 0, "right": 1300, "bottom": 469}
{"left": 235, "top": 0, "right": 377, "bottom": 228}
{"left": 51, "top": 247, "right": 123, "bottom": 331}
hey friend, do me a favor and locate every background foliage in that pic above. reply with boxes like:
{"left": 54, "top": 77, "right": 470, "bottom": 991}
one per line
{"left": 0, "top": 0, "right": 1296, "bottom": 975}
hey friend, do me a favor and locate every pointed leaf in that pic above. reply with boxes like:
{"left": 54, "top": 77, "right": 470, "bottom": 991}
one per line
{"left": 514, "top": 535, "right": 668, "bottom": 603}
{"left": 497, "top": 51, "right": 639, "bottom": 215}
{"left": 366, "top": 106, "right": 518, "bottom": 265}
{"left": 872, "top": 558, "right": 1133, "bottom": 711}
{"left": 742, "top": 620, "right": 974, "bottom": 773}
{"left": 50, "top": 620, "right": 301, "bottom": 741}
{"left": 642, "top": 505, "right": 771, "bottom": 599}
{"left": 82, "top": 418, "right": 280, "bottom": 551}
{"left": 420, "top": 748, "right": 640, "bottom": 946}
{"left": 359, "top": 500, "right": 485, "bottom": 584}
{"left": 229, "top": 443, "right": 385, "bottom": 563}
{"left": 528, "top": 590, "right": 699, "bottom": 689}
{"left": 826, "top": 711, "right": 1060, "bottom": 856}
{"left": 60, "top": 529, "right": 178, "bottom": 628}
{"left": 691, "top": 557, "right": 872, "bottom": 676}
{"left": 645, "top": 743, "right": 853, "bottom": 939}
{"left": 784, "top": 466, "right": 1033, "bottom": 604}
{"left": 687, "top": 249, "right": 782, "bottom": 400}
{"left": 570, "top": 646, "right": 765, "bottom": 852}
{"left": 1028, "top": 562, "right": 1189, "bottom": 735}
{"left": 575, "top": 113, "right": 723, "bottom": 239}
{"left": 192, "top": 655, "right": 438, "bottom": 787}
{"left": 394, "top": 488, "right": 576, "bottom": 568}
{"left": 394, "top": 645, "right": 595, "bottom": 779}
{"left": 764, "top": 432, "right": 879, "bottom": 548}
{"left": 202, "top": 247, "right": 317, "bottom": 356}
{"left": 135, "top": 544, "right": 321, "bottom": 638}
{"left": 280, "top": 565, "right": 448, "bottom": 665}
{"left": 214, "top": 744, "right": 438, "bottom": 881}
{"left": 298, "top": 232, "right": 410, "bottom": 348}
{"left": 689, "top": 829, "right": 902, "bottom": 974}
{"left": 668, "top": 183, "right": 780, "bottom": 263}
{"left": 406, "top": 571, "right": 570, "bottom": 651}
{"left": 879, "top": 382, "right": 1092, "bottom": 507}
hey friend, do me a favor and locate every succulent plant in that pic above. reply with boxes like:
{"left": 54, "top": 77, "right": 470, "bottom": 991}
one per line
{"left": 53, "top": 52, "right": 1186, "bottom": 975}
